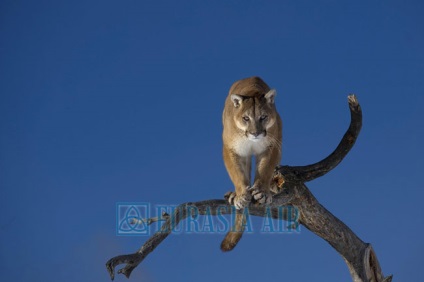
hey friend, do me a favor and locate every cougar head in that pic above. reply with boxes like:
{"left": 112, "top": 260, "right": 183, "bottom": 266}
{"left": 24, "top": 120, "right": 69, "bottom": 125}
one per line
{"left": 230, "top": 89, "right": 277, "bottom": 141}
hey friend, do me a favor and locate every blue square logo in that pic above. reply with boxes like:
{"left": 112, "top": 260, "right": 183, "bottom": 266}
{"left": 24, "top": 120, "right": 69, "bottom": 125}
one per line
{"left": 116, "top": 202, "right": 150, "bottom": 235}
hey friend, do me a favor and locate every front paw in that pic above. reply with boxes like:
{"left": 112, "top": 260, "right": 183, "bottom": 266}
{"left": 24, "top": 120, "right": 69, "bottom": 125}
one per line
{"left": 249, "top": 186, "right": 273, "bottom": 205}
{"left": 225, "top": 189, "right": 252, "bottom": 210}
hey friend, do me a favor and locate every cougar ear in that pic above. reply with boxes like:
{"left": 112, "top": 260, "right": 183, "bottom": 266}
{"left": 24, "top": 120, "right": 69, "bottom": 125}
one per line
{"left": 230, "top": 94, "right": 243, "bottom": 108}
{"left": 265, "top": 89, "right": 276, "bottom": 104}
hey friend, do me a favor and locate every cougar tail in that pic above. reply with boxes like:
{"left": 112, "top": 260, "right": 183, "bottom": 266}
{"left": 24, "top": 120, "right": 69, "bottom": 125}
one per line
{"left": 220, "top": 212, "right": 246, "bottom": 252}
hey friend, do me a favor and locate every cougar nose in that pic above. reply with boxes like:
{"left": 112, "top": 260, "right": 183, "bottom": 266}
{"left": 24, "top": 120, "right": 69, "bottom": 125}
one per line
{"left": 250, "top": 131, "right": 259, "bottom": 137}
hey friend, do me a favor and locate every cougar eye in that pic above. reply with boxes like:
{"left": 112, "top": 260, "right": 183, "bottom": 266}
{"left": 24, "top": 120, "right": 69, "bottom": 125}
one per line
{"left": 260, "top": 115, "right": 268, "bottom": 121}
{"left": 242, "top": 116, "right": 250, "bottom": 122}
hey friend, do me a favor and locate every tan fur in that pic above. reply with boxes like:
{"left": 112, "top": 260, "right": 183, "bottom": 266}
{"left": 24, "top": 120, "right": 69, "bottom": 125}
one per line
{"left": 220, "top": 210, "right": 246, "bottom": 251}
{"left": 221, "top": 76, "right": 282, "bottom": 251}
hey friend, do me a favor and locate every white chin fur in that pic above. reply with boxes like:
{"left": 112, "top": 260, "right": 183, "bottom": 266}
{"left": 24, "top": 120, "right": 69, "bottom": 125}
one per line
{"left": 233, "top": 135, "right": 268, "bottom": 157}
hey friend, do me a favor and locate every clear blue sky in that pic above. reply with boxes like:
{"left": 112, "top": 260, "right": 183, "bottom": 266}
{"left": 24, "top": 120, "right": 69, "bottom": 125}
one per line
{"left": 1, "top": 1, "right": 423, "bottom": 281}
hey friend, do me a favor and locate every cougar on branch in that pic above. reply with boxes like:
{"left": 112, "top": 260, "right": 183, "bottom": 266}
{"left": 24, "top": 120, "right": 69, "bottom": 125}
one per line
{"left": 221, "top": 76, "right": 282, "bottom": 251}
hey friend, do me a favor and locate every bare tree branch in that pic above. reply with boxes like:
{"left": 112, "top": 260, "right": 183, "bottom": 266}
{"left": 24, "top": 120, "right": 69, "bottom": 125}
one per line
{"left": 277, "top": 94, "right": 362, "bottom": 183}
{"left": 106, "top": 95, "right": 392, "bottom": 282}
{"left": 130, "top": 211, "right": 170, "bottom": 226}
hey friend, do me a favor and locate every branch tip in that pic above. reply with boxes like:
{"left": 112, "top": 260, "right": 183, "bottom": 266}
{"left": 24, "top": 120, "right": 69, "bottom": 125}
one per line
{"left": 347, "top": 94, "right": 358, "bottom": 105}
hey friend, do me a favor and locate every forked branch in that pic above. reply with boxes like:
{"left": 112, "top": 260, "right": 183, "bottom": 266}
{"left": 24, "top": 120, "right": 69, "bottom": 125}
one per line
{"left": 106, "top": 95, "right": 392, "bottom": 282}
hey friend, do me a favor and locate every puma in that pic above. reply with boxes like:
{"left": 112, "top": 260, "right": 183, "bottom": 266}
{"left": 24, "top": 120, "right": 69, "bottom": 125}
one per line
{"left": 221, "top": 76, "right": 282, "bottom": 251}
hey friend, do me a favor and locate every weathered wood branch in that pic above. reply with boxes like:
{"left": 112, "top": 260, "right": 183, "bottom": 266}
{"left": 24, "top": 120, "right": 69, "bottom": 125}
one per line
{"left": 106, "top": 95, "right": 392, "bottom": 282}
{"left": 277, "top": 95, "right": 362, "bottom": 183}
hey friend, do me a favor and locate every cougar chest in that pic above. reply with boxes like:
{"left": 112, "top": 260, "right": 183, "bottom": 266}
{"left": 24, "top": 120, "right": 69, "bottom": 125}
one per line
{"left": 232, "top": 136, "right": 269, "bottom": 157}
